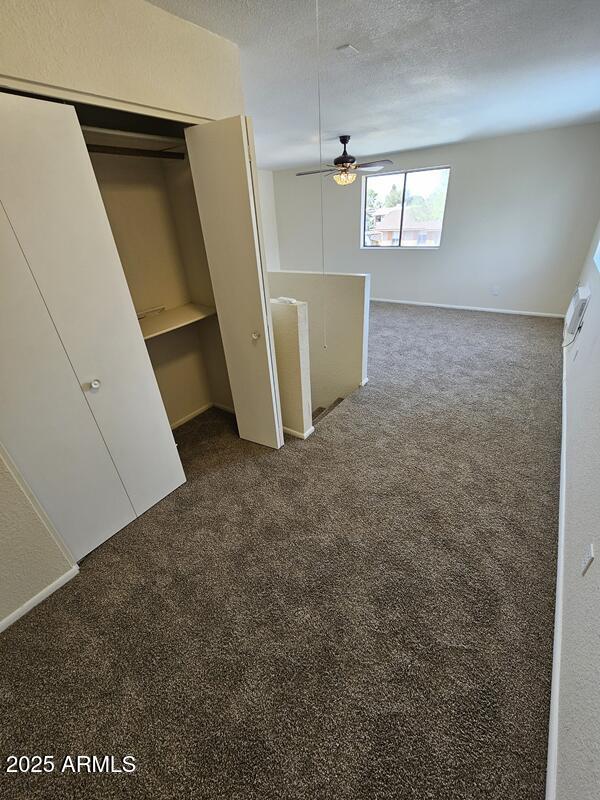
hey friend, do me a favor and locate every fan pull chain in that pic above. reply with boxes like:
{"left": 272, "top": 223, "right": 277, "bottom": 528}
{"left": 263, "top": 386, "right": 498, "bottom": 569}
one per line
{"left": 315, "top": 0, "right": 327, "bottom": 350}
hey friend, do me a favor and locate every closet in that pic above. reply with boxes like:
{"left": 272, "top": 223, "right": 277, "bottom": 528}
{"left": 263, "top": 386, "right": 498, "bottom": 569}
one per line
{"left": 84, "top": 127, "right": 224, "bottom": 431}
{"left": 0, "top": 91, "right": 283, "bottom": 561}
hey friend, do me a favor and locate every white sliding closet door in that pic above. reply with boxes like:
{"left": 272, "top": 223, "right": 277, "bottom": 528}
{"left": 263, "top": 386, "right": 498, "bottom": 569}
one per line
{"left": 185, "top": 116, "right": 284, "bottom": 449}
{"left": 0, "top": 92, "right": 185, "bottom": 524}
{"left": 0, "top": 204, "right": 136, "bottom": 560}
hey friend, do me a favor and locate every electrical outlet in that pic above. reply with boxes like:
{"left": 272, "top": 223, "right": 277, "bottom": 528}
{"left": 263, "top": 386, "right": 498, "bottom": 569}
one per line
{"left": 491, "top": 284, "right": 500, "bottom": 296}
{"left": 581, "top": 543, "right": 594, "bottom": 576}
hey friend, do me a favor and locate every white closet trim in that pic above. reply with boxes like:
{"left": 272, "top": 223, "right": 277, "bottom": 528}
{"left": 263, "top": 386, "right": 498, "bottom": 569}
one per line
{"left": 0, "top": 74, "right": 214, "bottom": 125}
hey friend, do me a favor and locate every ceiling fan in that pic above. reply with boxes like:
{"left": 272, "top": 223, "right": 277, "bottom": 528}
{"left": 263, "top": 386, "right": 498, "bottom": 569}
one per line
{"left": 296, "top": 135, "right": 392, "bottom": 185}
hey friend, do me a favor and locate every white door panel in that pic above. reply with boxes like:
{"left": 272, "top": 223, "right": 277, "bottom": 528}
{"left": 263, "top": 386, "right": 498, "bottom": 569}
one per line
{"left": 0, "top": 204, "right": 135, "bottom": 560}
{"left": 0, "top": 92, "right": 185, "bottom": 516}
{"left": 185, "top": 116, "right": 283, "bottom": 449}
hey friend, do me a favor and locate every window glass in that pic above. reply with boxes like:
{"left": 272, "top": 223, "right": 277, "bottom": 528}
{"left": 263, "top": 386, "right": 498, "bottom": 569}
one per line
{"left": 401, "top": 168, "right": 450, "bottom": 247}
{"left": 363, "top": 173, "right": 405, "bottom": 247}
{"left": 362, "top": 167, "right": 449, "bottom": 248}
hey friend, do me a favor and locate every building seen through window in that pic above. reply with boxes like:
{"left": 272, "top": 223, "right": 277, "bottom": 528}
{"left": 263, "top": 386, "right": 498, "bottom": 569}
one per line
{"left": 363, "top": 167, "right": 450, "bottom": 248}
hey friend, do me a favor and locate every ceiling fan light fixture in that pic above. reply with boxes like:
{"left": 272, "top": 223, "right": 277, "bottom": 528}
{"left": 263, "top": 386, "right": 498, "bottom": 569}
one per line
{"left": 333, "top": 172, "right": 357, "bottom": 186}
{"left": 295, "top": 135, "right": 392, "bottom": 181}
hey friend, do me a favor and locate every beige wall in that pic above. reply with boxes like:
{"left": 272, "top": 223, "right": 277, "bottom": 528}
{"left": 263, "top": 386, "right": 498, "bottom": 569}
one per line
{"left": 258, "top": 170, "right": 282, "bottom": 272}
{"left": 268, "top": 271, "right": 370, "bottom": 410}
{"left": 548, "top": 220, "right": 600, "bottom": 800}
{"left": 0, "top": 0, "right": 242, "bottom": 627}
{"left": 270, "top": 300, "right": 312, "bottom": 438}
{"left": 274, "top": 123, "right": 600, "bottom": 316}
{"left": 0, "top": 0, "right": 243, "bottom": 121}
{"left": 0, "top": 446, "right": 75, "bottom": 628}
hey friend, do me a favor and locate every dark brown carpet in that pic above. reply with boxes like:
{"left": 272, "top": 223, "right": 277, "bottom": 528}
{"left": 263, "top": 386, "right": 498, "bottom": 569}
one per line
{"left": 0, "top": 302, "right": 562, "bottom": 799}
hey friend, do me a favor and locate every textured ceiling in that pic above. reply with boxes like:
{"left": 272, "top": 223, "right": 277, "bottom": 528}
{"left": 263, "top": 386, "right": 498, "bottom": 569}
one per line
{"left": 150, "top": 0, "right": 600, "bottom": 169}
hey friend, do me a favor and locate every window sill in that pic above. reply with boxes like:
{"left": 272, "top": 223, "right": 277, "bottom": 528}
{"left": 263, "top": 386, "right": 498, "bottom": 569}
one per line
{"left": 360, "top": 245, "right": 441, "bottom": 251}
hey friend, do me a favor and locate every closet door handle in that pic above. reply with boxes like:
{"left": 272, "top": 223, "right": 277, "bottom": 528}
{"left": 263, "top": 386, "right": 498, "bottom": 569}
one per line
{"left": 251, "top": 331, "right": 261, "bottom": 341}
{"left": 89, "top": 379, "right": 102, "bottom": 391}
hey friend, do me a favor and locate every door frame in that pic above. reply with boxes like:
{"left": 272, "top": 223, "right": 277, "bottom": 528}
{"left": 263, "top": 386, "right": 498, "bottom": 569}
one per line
{"left": 1, "top": 87, "right": 284, "bottom": 451}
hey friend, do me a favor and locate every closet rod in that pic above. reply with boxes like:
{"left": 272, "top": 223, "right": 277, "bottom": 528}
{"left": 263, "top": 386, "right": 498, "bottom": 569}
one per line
{"left": 87, "top": 145, "right": 185, "bottom": 160}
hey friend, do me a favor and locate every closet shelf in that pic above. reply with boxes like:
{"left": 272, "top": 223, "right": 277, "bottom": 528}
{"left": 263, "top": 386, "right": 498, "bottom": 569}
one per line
{"left": 139, "top": 303, "right": 216, "bottom": 341}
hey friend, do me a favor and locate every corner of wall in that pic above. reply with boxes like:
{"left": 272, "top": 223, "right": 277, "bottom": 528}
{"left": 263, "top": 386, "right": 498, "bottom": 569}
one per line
{"left": 0, "top": 444, "right": 77, "bottom": 632}
{"left": 546, "top": 218, "right": 600, "bottom": 800}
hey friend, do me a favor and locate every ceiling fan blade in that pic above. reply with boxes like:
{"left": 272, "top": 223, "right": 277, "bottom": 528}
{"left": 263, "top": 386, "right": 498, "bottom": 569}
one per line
{"left": 355, "top": 159, "right": 394, "bottom": 172}
{"left": 295, "top": 168, "right": 336, "bottom": 176}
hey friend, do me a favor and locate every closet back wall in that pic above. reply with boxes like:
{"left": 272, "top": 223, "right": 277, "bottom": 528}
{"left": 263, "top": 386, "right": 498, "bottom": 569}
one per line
{"left": 91, "top": 152, "right": 230, "bottom": 428}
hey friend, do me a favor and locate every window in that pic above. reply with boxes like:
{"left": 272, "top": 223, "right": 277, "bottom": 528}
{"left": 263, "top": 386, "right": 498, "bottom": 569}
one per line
{"left": 362, "top": 167, "right": 450, "bottom": 248}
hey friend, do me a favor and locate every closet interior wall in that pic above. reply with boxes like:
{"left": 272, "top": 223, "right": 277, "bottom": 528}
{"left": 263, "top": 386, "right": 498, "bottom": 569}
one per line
{"left": 90, "top": 145, "right": 233, "bottom": 428}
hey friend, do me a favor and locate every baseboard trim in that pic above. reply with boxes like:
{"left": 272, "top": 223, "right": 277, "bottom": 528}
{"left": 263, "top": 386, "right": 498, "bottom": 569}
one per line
{"left": 170, "top": 403, "right": 213, "bottom": 430}
{"left": 283, "top": 425, "right": 315, "bottom": 440}
{"left": 171, "top": 403, "right": 238, "bottom": 430}
{"left": 371, "top": 297, "right": 564, "bottom": 319}
{"left": 213, "top": 403, "right": 235, "bottom": 415}
{"left": 0, "top": 565, "right": 79, "bottom": 635}
{"left": 545, "top": 355, "right": 568, "bottom": 800}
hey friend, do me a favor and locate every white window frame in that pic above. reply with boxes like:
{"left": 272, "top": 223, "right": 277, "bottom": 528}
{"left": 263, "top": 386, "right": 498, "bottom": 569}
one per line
{"left": 360, "top": 165, "right": 450, "bottom": 251}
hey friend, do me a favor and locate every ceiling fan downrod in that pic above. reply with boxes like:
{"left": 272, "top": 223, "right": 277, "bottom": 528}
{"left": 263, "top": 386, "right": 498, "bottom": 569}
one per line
{"left": 333, "top": 135, "right": 355, "bottom": 168}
